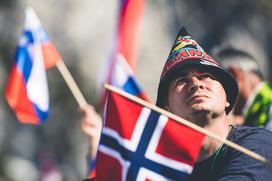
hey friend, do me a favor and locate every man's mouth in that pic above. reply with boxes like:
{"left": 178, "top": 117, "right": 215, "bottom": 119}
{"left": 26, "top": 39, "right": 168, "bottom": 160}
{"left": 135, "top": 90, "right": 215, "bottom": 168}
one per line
{"left": 188, "top": 94, "right": 209, "bottom": 103}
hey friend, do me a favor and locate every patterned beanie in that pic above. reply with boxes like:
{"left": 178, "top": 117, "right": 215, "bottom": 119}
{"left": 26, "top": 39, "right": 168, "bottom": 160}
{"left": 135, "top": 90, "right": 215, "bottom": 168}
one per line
{"left": 156, "top": 27, "right": 238, "bottom": 114}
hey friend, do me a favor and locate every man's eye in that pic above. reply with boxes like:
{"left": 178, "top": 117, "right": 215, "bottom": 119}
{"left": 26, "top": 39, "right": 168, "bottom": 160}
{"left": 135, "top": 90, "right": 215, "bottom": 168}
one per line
{"left": 175, "top": 78, "right": 188, "bottom": 84}
{"left": 199, "top": 74, "right": 215, "bottom": 80}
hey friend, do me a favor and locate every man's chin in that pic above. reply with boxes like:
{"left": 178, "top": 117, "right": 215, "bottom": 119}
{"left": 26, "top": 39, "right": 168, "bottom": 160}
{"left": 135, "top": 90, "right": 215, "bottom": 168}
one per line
{"left": 190, "top": 104, "right": 210, "bottom": 113}
{"left": 190, "top": 105, "right": 213, "bottom": 118}
{"left": 191, "top": 109, "right": 210, "bottom": 116}
{"left": 187, "top": 110, "right": 210, "bottom": 127}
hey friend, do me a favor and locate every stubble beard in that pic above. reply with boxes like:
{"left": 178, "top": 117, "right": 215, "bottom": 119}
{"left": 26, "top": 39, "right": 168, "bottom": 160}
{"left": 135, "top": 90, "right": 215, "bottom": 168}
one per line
{"left": 188, "top": 105, "right": 217, "bottom": 127}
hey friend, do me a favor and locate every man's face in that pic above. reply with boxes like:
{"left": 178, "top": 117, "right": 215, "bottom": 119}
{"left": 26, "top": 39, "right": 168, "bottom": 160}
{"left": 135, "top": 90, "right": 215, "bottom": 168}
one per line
{"left": 166, "top": 66, "right": 230, "bottom": 122}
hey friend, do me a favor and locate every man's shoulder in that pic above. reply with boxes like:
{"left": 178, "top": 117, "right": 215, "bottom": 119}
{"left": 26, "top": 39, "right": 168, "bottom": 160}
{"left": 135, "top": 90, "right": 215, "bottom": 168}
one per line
{"left": 230, "top": 125, "right": 272, "bottom": 141}
{"left": 214, "top": 125, "right": 272, "bottom": 180}
{"left": 233, "top": 125, "right": 270, "bottom": 132}
{"left": 229, "top": 125, "right": 272, "bottom": 158}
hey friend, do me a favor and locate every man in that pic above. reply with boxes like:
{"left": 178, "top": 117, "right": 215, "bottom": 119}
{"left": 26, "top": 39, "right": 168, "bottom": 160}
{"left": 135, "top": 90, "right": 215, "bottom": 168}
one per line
{"left": 81, "top": 27, "right": 272, "bottom": 180}
{"left": 212, "top": 47, "right": 272, "bottom": 130}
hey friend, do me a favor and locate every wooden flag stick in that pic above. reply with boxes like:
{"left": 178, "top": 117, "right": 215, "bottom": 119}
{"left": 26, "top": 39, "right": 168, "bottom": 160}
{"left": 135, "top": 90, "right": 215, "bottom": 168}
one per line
{"left": 56, "top": 61, "right": 87, "bottom": 108}
{"left": 104, "top": 83, "right": 272, "bottom": 168}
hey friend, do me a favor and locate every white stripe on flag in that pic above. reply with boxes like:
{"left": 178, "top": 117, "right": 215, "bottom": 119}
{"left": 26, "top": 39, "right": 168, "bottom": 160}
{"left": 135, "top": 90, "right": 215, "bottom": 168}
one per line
{"left": 99, "top": 145, "right": 131, "bottom": 181}
{"left": 103, "top": 107, "right": 151, "bottom": 151}
{"left": 137, "top": 167, "right": 171, "bottom": 181}
{"left": 145, "top": 115, "right": 193, "bottom": 174}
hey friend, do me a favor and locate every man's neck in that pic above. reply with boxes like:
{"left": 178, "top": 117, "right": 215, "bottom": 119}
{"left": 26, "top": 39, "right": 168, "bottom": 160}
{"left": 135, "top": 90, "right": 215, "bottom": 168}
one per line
{"left": 194, "top": 112, "right": 230, "bottom": 162}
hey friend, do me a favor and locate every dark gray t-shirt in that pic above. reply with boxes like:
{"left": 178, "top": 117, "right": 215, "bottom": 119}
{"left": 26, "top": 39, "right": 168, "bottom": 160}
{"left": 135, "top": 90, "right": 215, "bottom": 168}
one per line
{"left": 189, "top": 126, "right": 272, "bottom": 181}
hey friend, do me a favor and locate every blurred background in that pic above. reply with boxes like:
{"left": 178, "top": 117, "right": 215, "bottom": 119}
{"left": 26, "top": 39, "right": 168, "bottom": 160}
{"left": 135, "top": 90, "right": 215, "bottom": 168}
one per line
{"left": 0, "top": 0, "right": 271, "bottom": 180}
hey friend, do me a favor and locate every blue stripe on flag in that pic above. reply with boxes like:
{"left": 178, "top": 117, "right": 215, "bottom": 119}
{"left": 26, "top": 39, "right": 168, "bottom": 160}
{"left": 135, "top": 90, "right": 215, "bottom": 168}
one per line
{"left": 15, "top": 30, "right": 36, "bottom": 81}
{"left": 122, "top": 76, "right": 141, "bottom": 96}
{"left": 33, "top": 104, "right": 49, "bottom": 123}
{"left": 24, "top": 30, "right": 34, "bottom": 44}
{"left": 15, "top": 46, "right": 33, "bottom": 81}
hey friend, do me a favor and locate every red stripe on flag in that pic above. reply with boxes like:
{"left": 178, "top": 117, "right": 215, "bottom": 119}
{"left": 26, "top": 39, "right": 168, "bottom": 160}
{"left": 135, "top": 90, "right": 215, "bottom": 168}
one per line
{"left": 106, "top": 89, "right": 143, "bottom": 140}
{"left": 145, "top": 179, "right": 153, "bottom": 181}
{"left": 42, "top": 42, "right": 62, "bottom": 69}
{"left": 156, "top": 119, "right": 204, "bottom": 166}
{"left": 97, "top": 152, "right": 122, "bottom": 180}
{"left": 88, "top": 167, "right": 96, "bottom": 179}
{"left": 136, "top": 92, "right": 149, "bottom": 102}
{"left": 117, "top": 0, "right": 144, "bottom": 70}
{"left": 5, "top": 65, "right": 39, "bottom": 124}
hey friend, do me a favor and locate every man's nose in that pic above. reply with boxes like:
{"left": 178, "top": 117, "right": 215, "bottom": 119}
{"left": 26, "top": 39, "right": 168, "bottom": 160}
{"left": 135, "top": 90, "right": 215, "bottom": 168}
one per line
{"left": 189, "top": 76, "right": 204, "bottom": 92}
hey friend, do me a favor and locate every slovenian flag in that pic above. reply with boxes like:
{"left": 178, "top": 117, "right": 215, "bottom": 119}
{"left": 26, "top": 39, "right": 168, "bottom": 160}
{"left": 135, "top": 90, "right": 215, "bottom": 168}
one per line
{"left": 5, "top": 7, "right": 61, "bottom": 124}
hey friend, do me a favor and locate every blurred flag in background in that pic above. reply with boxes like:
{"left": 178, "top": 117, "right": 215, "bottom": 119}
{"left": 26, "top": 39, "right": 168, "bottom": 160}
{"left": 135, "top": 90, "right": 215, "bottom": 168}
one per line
{"left": 97, "top": 0, "right": 145, "bottom": 106}
{"left": 117, "top": 0, "right": 145, "bottom": 70}
{"left": 5, "top": 7, "right": 61, "bottom": 124}
{"left": 108, "top": 54, "right": 148, "bottom": 100}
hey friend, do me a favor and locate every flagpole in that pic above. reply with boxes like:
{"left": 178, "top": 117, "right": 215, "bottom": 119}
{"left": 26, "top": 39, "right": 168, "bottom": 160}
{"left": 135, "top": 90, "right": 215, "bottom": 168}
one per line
{"left": 104, "top": 83, "right": 272, "bottom": 168}
{"left": 56, "top": 60, "right": 87, "bottom": 108}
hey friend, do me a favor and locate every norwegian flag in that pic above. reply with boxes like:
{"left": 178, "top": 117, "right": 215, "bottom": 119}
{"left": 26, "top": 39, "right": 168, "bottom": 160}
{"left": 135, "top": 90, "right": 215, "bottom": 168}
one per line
{"left": 96, "top": 90, "right": 205, "bottom": 180}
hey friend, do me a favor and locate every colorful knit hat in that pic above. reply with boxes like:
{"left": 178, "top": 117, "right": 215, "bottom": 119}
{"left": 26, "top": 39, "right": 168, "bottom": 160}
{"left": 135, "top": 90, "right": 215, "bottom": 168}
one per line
{"left": 156, "top": 27, "right": 238, "bottom": 114}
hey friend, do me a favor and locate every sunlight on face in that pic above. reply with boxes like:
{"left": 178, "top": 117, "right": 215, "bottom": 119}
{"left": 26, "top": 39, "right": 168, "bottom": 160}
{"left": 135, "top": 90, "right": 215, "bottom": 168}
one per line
{"left": 166, "top": 66, "right": 230, "bottom": 122}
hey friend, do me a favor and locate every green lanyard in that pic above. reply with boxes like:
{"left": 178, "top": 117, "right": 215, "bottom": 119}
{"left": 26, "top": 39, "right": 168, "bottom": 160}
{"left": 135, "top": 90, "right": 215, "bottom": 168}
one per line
{"left": 208, "top": 125, "right": 232, "bottom": 180}
{"left": 208, "top": 144, "right": 224, "bottom": 180}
